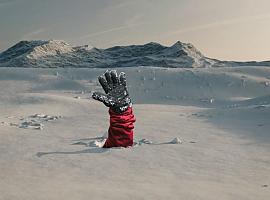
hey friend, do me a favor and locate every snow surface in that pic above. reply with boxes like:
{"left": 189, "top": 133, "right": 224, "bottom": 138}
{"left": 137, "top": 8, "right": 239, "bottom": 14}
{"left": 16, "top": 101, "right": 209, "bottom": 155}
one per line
{"left": 0, "top": 66, "right": 270, "bottom": 199}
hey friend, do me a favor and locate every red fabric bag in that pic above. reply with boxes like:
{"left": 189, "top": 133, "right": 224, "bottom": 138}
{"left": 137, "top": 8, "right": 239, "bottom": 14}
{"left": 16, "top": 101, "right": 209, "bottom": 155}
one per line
{"left": 103, "top": 107, "right": 135, "bottom": 148}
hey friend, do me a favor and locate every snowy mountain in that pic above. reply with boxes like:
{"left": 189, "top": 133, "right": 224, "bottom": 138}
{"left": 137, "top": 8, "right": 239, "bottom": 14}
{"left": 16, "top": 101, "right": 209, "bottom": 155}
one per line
{"left": 0, "top": 40, "right": 269, "bottom": 68}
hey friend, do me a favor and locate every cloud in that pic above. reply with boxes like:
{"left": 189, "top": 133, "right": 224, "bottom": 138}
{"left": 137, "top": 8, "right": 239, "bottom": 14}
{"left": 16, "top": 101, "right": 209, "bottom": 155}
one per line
{"left": 76, "top": 1, "right": 146, "bottom": 41}
{"left": 78, "top": 22, "right": 145, "bottom": 40}
{"left": 103, "top": 0, "right": 134, "bottom": 12}
{"left": 159, "top": 13, "right": 270, "bottom": 39}
{"left": 21, "top": 28, "right": 48, "bottom": 39}
{"left": 103, "top": 35, "right": 131, "bottom": 47}
{"left": 0, "top": 0, "right": 18, "bottom": 7}
{"left": 124, "top": 14, "right": 144, "bottom": 26}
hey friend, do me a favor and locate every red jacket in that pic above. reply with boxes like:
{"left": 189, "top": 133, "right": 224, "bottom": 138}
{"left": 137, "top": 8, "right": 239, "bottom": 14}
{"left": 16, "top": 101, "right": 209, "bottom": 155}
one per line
{"left": 103, "top": 107, "right": 135, "bottom": 148}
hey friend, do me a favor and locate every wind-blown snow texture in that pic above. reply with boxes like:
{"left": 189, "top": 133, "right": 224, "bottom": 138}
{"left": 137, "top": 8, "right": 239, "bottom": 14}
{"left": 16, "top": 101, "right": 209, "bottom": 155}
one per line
{"left": 0, "top": 66, "right": 270, "bottom": 200}
{"left": 1, "top": 40, "right": 269, "bottom": 68}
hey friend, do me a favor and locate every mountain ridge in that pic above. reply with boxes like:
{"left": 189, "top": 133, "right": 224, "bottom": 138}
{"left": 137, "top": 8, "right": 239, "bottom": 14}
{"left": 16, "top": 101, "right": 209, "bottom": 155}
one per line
{"left": 0, "top": 40, "right": 269, "bottom": 68}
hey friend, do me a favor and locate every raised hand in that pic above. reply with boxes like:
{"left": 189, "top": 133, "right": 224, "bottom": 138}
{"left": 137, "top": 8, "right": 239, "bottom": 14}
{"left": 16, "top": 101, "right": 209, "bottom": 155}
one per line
{"left": 92, "top": 70, "right": 132, "bottom": 113}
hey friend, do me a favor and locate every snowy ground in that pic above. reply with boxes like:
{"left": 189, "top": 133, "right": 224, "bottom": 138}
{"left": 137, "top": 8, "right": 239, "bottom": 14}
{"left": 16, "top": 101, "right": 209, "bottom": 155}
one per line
{"left": 0, "top": 67, "right": 270, "bottom": 200}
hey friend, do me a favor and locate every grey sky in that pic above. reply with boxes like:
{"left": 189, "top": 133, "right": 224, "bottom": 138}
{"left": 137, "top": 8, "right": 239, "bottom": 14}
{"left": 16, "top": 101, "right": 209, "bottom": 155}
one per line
{"left": 0, "top": 0, "right": 269, "bottom": 61}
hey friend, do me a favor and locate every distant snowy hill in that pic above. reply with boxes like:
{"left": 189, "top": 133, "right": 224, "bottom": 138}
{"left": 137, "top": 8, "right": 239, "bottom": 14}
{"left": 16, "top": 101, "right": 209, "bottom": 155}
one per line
{"left": 0, "top": 40, "right": 269, "bottom": 68}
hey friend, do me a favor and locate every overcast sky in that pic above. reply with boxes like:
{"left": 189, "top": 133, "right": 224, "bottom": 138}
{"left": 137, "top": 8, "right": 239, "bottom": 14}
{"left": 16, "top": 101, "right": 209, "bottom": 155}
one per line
{"left": 0, "top": 0, "right": 270, "bottom": 61}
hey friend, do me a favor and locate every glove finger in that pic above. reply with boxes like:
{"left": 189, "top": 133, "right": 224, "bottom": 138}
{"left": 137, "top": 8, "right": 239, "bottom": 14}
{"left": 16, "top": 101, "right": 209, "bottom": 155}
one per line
{"left": 92, "top": 92, "right": 107, "bottom": 103}
{"left": 119, "top": 72, "right": 127, "bottom": 87}
{"left": 98, "top": 76, "right": 109, "bottom": 93}
{"left": 104, "top": 70, "right": 113, "bottom": 86}
{"left": 92, "top": 92, "right": 114, "bottom": 107}
{"left": 110, "top": 70, "right": 119, "bottom": 87}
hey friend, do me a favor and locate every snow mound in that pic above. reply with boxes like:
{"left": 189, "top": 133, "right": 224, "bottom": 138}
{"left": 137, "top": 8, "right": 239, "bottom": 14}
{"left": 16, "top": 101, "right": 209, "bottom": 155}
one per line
{"left": 1, "top": 113, "right": 62, "bottom": 130}
{"left": 169, "top": 137, "right": 182, "bottom": 144}
{"left": 27, "top": 40, "right": 74, "bottom": 59}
